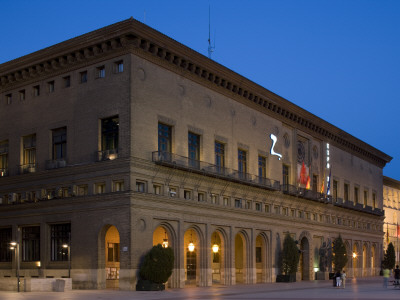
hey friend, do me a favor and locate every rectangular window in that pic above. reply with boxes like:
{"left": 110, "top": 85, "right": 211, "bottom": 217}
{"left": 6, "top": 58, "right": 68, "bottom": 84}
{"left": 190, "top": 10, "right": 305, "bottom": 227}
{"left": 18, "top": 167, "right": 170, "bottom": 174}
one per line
{"left": 234, "top": 199, "right": 242, "bottom": 208}
{"left": 5, "top": 94, "right": 12, "bottom": 105}
{"left": 188, "top": 132, "right": 200, "bottom": 168}
{"left": 153, "top": 184, "right": 161, "bottom": 195}
{"left": 115, "top": 61, "right": 123, "bottom": 73}
{"left": 101, "top": 116, "right": 119, "bottom": 152}
{"left": 238, "top": 149, "right": 247, "bottom": 178}
{"left": 364, "top": 190, "right": 368, "bottom": 206}
{"left": 113, "top": 180, "right": 124, "bottom": 192}
{"left": 80, "top": 71, "right": 88, "bottom": 83}
{"left": 63, "top": 76, "right": 71, "bottom": 87}
{"left": 354, "top": 187, "right": 359, "bottom": 204}
{"left": 282, "top": 165, "right": 289, "bottom": 191}
{"left": 0, "top": 140, "right": 8, "bottom": 177}
{"left": 246, "top": 201, "right": 251, "bottom": 209}
{"left": 95, "top": 183, "right": 106, "bottom": 194}
{"left": 19, "top": 90, "right": 25, "bottom": 101}
{"left": 158, "top": 123, "right": 172, "bottom": 153}
{"left": 333, "top": 180, "right": 338, "bottom": 200}
{"left": 256, "top": 247, "right": 262, "bottom": 263}
{"left": 312, "top": 175, "right": 318, "bottom": 193}
{"left": 136, "top": 181, "right": 146, "bottom": 193}
{"left": 78, "top": 185, "right": 88, "bottom": 196}
{"left": 97, "top": 66, "right": 105, "bottom": 78}
{"left": 373, "top": 193, "right": 376, "bottom": 209}
{"left": 107, "top": 243, "right": 120, "bottom": 262}
{"left": 50, "top": 224, "right": 70, "bottom": 261}
{"left": 211, "top": 194, "right": 218, "bottom": 204}
{"left": 0, "top": 228, "right": 12, "bottom": 262}
{"left": 184, "top": 190, "right": 192, "bottom": 200}
{"left": 215, "top": 142, "right": 225, "bottom": 172}
{"left": 23, "top": 134, "right": 36, "bottom": 172}
{"left": 33, "top": 85, "right": 40, "bottom": 96}
{"left": 169, "top": 187, "right": 177, "bottom": 197}
{"left": 344, "top": 183, "right": 349, "bottom": 202}
{"left": 48, "top": 81, "right": 55, "bottom": 93}
{"left": 198, "top": 192, "right": 205, "bottom": 202}
{"left": 223, "top": 197, "right": 229, "bottom": 206}
{"left": 258, "top": 156, "right": 266, "bottom": 179}
{"left": 22, "top": 226, "right": 40, "bottom": 262}
{"left": 275, "top": 206, "right": 280, "bottom": 214}
{"left": 255, "top": 202, "right": 262, "bottom": 211}
{"left": 265, "top": 204, "right": 270, "bottom": 213}
{"left": 52, "top": 127, "right": 67, "bottom": 160}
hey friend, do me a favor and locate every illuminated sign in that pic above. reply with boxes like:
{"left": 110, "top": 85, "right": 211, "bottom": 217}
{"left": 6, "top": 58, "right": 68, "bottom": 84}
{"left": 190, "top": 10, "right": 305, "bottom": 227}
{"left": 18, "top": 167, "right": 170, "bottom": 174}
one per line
{"left": 270, "top": 134, "right": 282, "bottom": 160}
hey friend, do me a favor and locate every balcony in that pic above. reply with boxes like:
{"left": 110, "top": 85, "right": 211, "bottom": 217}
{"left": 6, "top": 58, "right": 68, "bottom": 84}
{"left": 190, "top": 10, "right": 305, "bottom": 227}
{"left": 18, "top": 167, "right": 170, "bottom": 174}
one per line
{"left": 152, "top": 151, "right": 280, "bottom": 191}
{"left": 19, "top": 163, "right": 36, "bottom": 174}
{"left": 97, "top": 149, "right": 118, "bottom": 161}
{"left": 0, "top": 168, "right": 8, "bottom": 177}
{"left": 45, "top": 159, "right": 67, "bottom": 170}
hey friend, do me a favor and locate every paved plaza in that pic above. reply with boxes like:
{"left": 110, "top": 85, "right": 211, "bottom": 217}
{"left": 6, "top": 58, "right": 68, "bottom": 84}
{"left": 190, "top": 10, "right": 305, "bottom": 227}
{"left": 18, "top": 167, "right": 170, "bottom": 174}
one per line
{"left": 0, "top": 277, "right": 399, "bottom": 300}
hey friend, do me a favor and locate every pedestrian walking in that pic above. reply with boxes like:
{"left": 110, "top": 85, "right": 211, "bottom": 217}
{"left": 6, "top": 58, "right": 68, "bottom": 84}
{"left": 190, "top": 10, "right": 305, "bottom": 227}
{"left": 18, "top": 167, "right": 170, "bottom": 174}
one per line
{"left": 394, "top": 265, "right": 400, "bottom": 287}
{"left": 335, "top": 270, "right": 341, "bottom": 287}
{"left": 383, "top": 267, "right": 390, "bottom": 288}
{"left": 341, "top": 270, "right": 346, "bottom": 288}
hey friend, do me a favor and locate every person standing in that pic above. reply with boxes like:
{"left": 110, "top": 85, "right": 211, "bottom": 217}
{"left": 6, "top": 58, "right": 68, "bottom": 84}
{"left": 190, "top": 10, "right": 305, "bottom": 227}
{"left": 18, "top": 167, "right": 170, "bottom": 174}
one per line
{"left": 394, "top": 265, "right": 400, "bottom": 287}
{"left": 341, "top": 270, "right": 346, "bottom": 289}
{"left": 383, "top": 267, "right": 390, "bottom": 288}
{"left": 336, "top": 270, "right": 341, "bottom": 287}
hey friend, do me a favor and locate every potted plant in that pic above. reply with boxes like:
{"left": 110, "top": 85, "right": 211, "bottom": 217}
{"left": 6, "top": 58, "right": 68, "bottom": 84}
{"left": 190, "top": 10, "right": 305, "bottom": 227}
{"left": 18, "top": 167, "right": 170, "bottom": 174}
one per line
{"left": 276, "top": 234, "right": 300, "bottom": 282}
{"left": 136, "top": 244, "right": 174, "bottom": 291}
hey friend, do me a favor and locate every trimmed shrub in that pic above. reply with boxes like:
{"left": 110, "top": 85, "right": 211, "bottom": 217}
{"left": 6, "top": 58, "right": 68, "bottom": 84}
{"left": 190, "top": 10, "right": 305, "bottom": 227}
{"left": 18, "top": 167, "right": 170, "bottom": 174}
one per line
{"left": 139, "top": 244, "right": 174, "bottom": 284}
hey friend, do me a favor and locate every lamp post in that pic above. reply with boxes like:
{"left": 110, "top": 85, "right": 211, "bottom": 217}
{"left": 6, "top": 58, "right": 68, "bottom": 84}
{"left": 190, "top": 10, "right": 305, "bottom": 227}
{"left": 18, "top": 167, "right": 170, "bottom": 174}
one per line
{"left": 62, "top": 243, "right": 71, "bottom": 278}
{"left": 10, "top": 241, "right": 20, "bottom": 292}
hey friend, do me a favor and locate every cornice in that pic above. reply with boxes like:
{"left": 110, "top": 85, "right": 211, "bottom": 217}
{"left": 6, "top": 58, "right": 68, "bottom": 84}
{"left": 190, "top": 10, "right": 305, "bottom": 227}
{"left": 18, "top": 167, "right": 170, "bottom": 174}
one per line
{"left": 0, "top": 18, "right": 392, "bottom": 168}
{"left": 383, "top": 176, "right": 400, "bottom": 189}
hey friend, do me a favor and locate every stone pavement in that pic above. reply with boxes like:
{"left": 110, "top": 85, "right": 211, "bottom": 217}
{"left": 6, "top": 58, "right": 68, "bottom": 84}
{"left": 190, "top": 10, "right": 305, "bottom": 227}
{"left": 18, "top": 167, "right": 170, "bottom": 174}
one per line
{"left": 0, "top": 277, "right": 399, "bottom": 300}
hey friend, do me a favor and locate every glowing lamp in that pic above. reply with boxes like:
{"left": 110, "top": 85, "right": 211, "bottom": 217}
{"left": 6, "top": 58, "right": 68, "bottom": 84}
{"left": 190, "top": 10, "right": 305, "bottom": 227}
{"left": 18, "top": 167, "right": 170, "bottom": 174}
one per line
{"left": 212, "top": 243, "right": 219, "bottom": 253}
{"left": 162, "top": 239, "right": 169, "bottom": 248}
{"left": 188, "top": 242, "right": 195, "bottom": 252}
{"left": 352, "top": 252, "right": 357, "bottom": 259}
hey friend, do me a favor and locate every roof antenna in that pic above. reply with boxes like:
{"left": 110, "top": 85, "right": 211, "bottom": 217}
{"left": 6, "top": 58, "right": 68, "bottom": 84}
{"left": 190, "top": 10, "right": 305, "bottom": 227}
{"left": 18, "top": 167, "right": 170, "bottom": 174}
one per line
{"left": 208, "top": 5, "right": 215, "bottom": 59}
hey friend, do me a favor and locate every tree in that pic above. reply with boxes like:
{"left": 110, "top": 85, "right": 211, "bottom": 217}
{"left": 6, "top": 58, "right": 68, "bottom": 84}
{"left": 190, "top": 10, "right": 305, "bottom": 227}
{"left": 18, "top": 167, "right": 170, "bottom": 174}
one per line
{"left": 281, "top": 234, "right": 300, "bottom": 275}
{"left": 383, "top": 242, "right": 396, "bottom": 270}
{"left": 139, "top": 244, "right": 174, "bottom": 284}
{"left": 332, "top": 235, "right": 348, "bottom": 272}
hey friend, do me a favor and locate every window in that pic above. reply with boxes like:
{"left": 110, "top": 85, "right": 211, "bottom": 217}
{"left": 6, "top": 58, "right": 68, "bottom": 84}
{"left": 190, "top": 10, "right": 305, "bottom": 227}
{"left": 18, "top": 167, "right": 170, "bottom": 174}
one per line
{"left": 256, "top": 247, "right": 262, "bottom": 263}
{"left": 101, "top": 116, "right": 119, "bottom": 152}
{"left": 78, "top": 185, "right": 88, "bottom": 196}
{"left": 115, "top": 60, "right": 123, "bottom": 73}
{"left": 113, "top": 180, "right": 124, "bottom": 192}
{"left": 344, "top": 183, "right": 349, "bottom": 202}
{"left": 0, "top": 228, "right": 12, "bottom": 262}
{"left": 354, "top": 187, "right": 359, "bottom": 204}
{"left": 136, "top": 181, "right": 146, "bottom": 193}
{"left": 158, "top": 123, "right": 172, "bottom": 153}
{"left": 153, "top": 184, "right": 161, "bottom": 195}
{"left": 22, "top": 226, "right": 40, "bottom": 262}
{"left": 215, "top": 142, "right": 225, "bottom": 172}
{"left": 33, "top": 85, "right": 40, "bottom": 96}
{"left": 23, "top": 134, "right": 36, "bottom": 170}
{"left": 223, "top": 197, "right": 229, "bottom": 206}
{"left": 275, "top": 206, "right": 280, "bottom": 214}
{"left": 372, "top": 193, "right": 376, "bottom": 209}
{"left": 184, "top": 190, "right": 192, "bottom": 200}
{"left": 312, "top": 175, "right": 318, "bottom": 193}
{"left": 364, "top": 190, "right": 368, "bottom": 206}
{"left": 52, "top": 127, "right": 67, "bottom": 160}
{"left": 107, "top": 243, "right": 120, "bottom": 262}
{"left": 80, "top": 71, "right": 88, "bottom": 83}
{"left": 312, "top": 213, "right": 317, "bottom": 221}
{"left": 198, "top": 192, "right": 205, "bottom": 202}
{"left": 283, "top": 207, "right": 288, "bottom": 216}
{"left": 63, "top": 76, "right": 71, "bottom": 87}
{"left": 333, "top": 180, "right": 338, "bottom": 201}
{"left": 238, "top": 149, "right": 247, "bottom": 178}
{"left": 50, "top": 224, "right": 70, "bottom": 261}
{"left": 265, "top": 204, "right": 270, "bottom": 213}
{"left": 246, "top": 201, "right": 251, "bottom": 209}
{"left": 188, "top": 132, "right": 200, "bottom": 168}
{"left": 97, "top": 66, "right": 105, "bottom": 78}
{"left": 0, "top": 140, "right": 8, "bottom": 177}
{"left": 169, "top": 187, "right": 177, "bottom": 197}
{"left": 255, "top": 202, "right": 262, "bottom": 211}
{"left": 211, "top": 194, "right": 218, "bottom": 204}
{"left": 282, "top": 165, "right": 290, "bottom": 191}
{"left": 19, "top": 90, "right": 25, "bottom": 101}
{"left": 5, "top": 94, "right": 11, "bottom": 105}
{"left": 48, "top": 81, "right": 55, "bottom": 93}
{"left": 258, "top": 156, "right": 266, "bottom": 179}
{"left": 291, "top": 209, "right": 295, "bottom": 217}
{"left": 234, "top": 199, "right": 242, "bottom": 208}
{"left": 95, "top": 183, "right": 106, "bottom": 194}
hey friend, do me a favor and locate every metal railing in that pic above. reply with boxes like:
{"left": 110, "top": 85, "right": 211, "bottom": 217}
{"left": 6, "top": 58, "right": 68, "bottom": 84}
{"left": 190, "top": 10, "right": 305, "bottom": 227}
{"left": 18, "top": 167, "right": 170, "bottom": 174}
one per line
{"left": 18, "top": 163, "right": 36, "bottom": 174}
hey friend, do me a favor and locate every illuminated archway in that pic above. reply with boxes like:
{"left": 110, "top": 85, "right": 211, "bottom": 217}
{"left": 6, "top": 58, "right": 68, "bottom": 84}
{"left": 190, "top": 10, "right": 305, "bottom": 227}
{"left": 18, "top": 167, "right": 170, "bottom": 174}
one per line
{"left": 105, "top": 225, "right": 120, "bottom": 289}
{"left": 211, "top": 230, "right": 223, "bottom": 284}
{"left": 255, "top": 234, "right": 268, "bottom": 283}
{"left": 235, "top": 232, "right": 247, "bottom": 283}
{"left": 184, "top": 228, "right": 200, "bottom": 285}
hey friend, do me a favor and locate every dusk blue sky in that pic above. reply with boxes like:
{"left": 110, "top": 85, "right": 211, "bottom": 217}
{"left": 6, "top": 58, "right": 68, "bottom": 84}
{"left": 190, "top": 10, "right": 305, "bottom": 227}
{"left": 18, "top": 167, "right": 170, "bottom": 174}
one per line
{"left": 1, "top": 0, "right": 399, "bottom": 179}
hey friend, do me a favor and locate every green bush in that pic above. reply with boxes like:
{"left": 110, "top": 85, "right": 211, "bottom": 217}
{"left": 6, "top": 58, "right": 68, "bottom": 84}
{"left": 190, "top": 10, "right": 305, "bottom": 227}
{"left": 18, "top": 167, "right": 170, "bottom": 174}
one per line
{"left": 281, "top": 234, "right": 300, "bottom": 275}
{"left": 139, "top": 244, "right": 174, "bottom": 284}
{"left": 383, "top": 242, "right": 396, "bottom": 270}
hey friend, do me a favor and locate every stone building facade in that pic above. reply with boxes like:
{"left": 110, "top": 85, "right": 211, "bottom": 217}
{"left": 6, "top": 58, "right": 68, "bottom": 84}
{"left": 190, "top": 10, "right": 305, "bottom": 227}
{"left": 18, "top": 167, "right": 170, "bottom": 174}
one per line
{"left": 0, "top": 18, "right": 392, "bottom": 289}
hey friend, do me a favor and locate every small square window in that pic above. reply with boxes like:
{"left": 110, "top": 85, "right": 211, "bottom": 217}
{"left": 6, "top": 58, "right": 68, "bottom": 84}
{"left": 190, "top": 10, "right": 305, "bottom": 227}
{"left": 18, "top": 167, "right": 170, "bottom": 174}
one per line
{"left": 223, "top": 197, "right": 229, "bottom": 206}
{"left": 265, "top": 204, "right": 270, "bottom": 213}
{"left": 113, "top": 180, "right": 124, "bottom": 192}
{"left": 283, "top": 207, "right": 288, "bottom": 216}
{"left": 153, "top": 184, "right": 161, "bottom": 195}
{"left": 198, "top": 192, "right": 205, "bottom": 202}
{"left": 78, "top": 185, "right": 88, "bottom": 196}
{"left": 115, "top": 61, "right": 123, "bottom": 73}
{"left": 184, "top": 190, "right": 192, "bottom": 200}
{"left": 63, "top": 76, "right": 71, "bottom": 88}
{"left": 95, "top": 183, "right": 106, "bottom": 194}
{"left": 291, "top": 209, "right": 295, "bottom": 217}
{"left": 80, "top": 71, "right": 88, "bottom": 83}
{"left": 136, "top": 181, "right": 146, "bottom": 193}
{"left": 97, "top": 66, "right": 105, "bottom": 78}
{"left": 255, "top": 202, "right": 261, "bottom": 211}
{"left": 5, "top": 94, "right": 12, "bottom": 105}
{"left": 234, "top": 199, "right": 242, "bottom": 208}
{"left": 246, "top": 201, "right": 251, "bottom": 209}
{"left": 169, "top": 187, "right": 177, "bottom": 197}
{"left": 33, "top": 85, "right": 40, "bottom": 96}
{"left": 211, "top": 194, "right": 218, "bottom": 204}
{"left": 275, "top": 206, "right": 280, "bottom": 214}
{"left": 48, "top": 81, "right": 55, "bottom": 93}
{"left": 19, "top": 90, "right": 25, "bottom": 101}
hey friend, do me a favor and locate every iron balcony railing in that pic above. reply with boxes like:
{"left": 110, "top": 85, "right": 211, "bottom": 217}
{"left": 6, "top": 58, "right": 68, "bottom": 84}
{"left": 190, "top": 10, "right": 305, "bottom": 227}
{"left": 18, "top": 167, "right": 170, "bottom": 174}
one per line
{"left": 152, "top": 151, "right": 281, "bottom": 191}
{"left": 97, "top": 149, "right": 119, "bottom": 161}
{"left": 19, "top": 163, "right": 36, "bottom": 174}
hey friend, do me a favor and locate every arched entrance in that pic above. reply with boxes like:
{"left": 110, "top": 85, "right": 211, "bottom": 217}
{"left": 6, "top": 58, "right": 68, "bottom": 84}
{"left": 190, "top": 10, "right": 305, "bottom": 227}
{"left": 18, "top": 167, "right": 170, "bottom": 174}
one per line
{"left": 153, "top": 226, "right": 170, "bottom": 248}
{"left": 353, "top": 243, "right": 359, "bottom": 277}
{"left": 362, "top": 244, "right": 368, "bottom": 277}
{"left": 255, "top": 234, "right": 267, "bottom": 283}
{"left": 300, "top": 237, "right": 310, "bottom": 280}
{"left": 105, "top": 226, "right": 120, "bottom": 289}
{"left": 184, "top": 229, "right": 199, "bottom": 285}
{"left": 211, "top": 231, "right": 223, "bottom": 284}
{"left": 235, "top": 233, "right": 247, "bottom": 283}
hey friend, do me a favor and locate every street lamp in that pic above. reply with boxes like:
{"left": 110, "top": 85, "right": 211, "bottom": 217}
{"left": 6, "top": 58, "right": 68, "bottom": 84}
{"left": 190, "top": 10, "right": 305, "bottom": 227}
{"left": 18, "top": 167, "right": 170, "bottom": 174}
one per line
{"left": 9, "top": 241, "right": 20, "bottom": 292}
{"left": 62, "top": 243, "right": 71, "bottom": 278}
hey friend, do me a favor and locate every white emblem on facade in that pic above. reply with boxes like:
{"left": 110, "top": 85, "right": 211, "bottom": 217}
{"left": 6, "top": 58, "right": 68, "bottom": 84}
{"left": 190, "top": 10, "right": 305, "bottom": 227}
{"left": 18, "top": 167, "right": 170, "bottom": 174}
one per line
{"left": 270, "top": 134, "right": 282, "bottom": 160}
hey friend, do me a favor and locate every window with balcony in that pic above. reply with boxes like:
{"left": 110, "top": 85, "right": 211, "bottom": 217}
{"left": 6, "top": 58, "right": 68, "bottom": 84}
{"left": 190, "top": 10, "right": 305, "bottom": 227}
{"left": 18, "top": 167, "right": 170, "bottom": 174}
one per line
{"left": 22, "top": 134, "right": 36, "bottom": 173}
{"left": 238, "top": 149, "right": 247, "bottom": 178}
{"left": 258, "top": 155, "right": 266, "bottom": 180}
{"left": 22, "top": 226, "right": 40, "bottom": 262}
{"left": 354, "top": 187, "right": 359, "bottom": 204}
{"left": 215, "top": 142, "right": 225, "bottom": 172}
{"left": 0, "top": 228, "right": 12, "bottom": 262}
{"left": 344, "top": 183, "right": 349, "bottom": 202}
{"left": 188, "top": 132, "right": 200, "bottom": 168}
{"left": 0, "top": 140, "right": 8, "bottom": 177}
{"left": 52, "top": 127, "right": 67, "bottom": 160}
{"left": 50, "top": 223, "right": 70, "bottom": 261}
{"left": 158, "top": 123, "right": 172, "bottom": 153}
{"left": 101, "top": 116, "right": 119, "bottom": 159}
